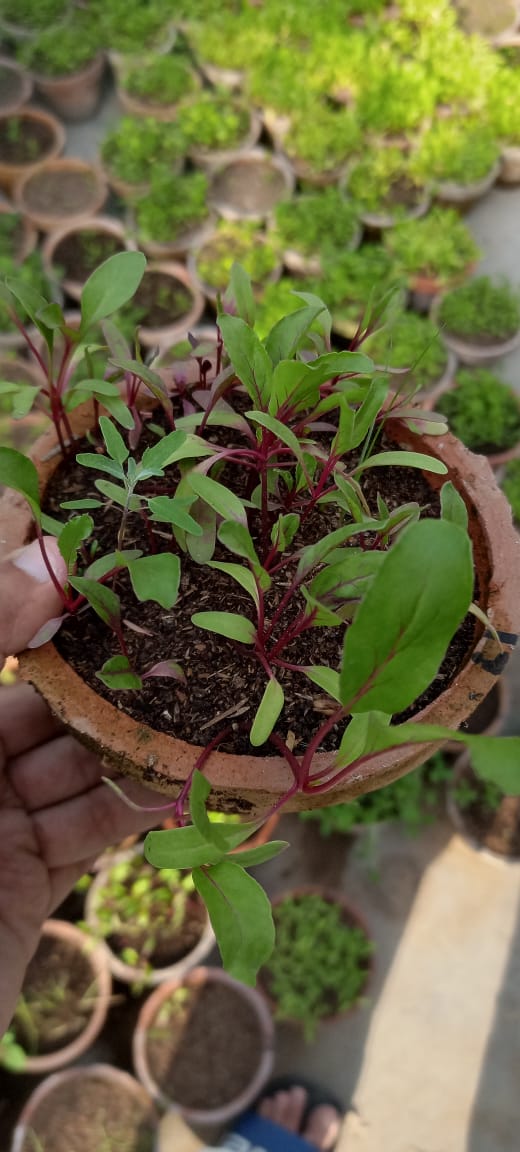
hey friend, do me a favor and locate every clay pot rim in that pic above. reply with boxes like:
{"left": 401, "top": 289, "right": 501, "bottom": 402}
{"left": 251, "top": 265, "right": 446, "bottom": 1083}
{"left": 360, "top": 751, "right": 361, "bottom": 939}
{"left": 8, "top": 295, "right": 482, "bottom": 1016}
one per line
{"left": 0, "top": 56, "right": 33, "bottom": 114}
{"left": 373, "top": 347, "right": 458, "bottom": 398}
{"left": 132, "top": 965, "right": 274, "bottom": 1125}
{"left": 129, "top": 259, "right": 205, "bottom": 349}
{"left": 31, "top": 50, "right": 106, "bottom": 88}
{"left": 0, "top": 104, "right": 65, "bottom": 174}
{"left": 408, "top": 261, "right": 477, "bottom": 296}
{"left": 13, "top": 157, "right": 108, "bottom": 232}
{"left": 434, "top": 158, "right": 501, "bottom": 203}
{"left": 187, "top": 227, "right": 283, "bottom": 304}
{"left": 85, "top": 843, "right": 216, "bottom": 987}
{"left": 208, "top": 147, "right": 296, "bottom": 221}
{"left": 445, "top": 750, "right": 520, "bottom": 865}
{"left": 15, "top": 918, "right": 112, "bottom": 1074}
{"left": 10, "top": 1063, "right": 157, "bottom": 1152}
{"left": 443, "top": 675, "right": 510, "bottom": 754}
{"left": 187, "top": 106, "right": 263, "bottom": 171}
{"left": 7, "top": 407, "right": 520, "bottom": 814}
{"left": 41, "top": 214, "right": 135, "bottom": 302}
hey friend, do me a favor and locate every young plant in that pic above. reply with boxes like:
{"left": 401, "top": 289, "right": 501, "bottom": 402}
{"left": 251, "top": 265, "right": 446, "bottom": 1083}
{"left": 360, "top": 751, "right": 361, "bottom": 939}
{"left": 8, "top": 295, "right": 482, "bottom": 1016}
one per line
{"left": 348, "top": 147, "right": 428, "bottom": 220}
{"left": 16, "top": 13, "right": 103, "bottom": 76}
{"left": 274, "top": 188, "right": 360, "bottom": 261}
{"left": 356, "top": 49, "right": 436, "bottom": 134}
{"left": 384, "top": 206, "right": 480, "bottom": 284}
{"left": 135, "top": 170, "right": 209, "bottom": 245}
{"left": 0, "top": 251, "right": 50, "bottom": 336}
{"left": 1, "top": 0, "right": 67, "bottom": 30}
{"left": 363, "top": 312, "right": 448, "bottom": 392}
{"left": 194, "top": 221, "right": 281, "bottom": 294}
{"left": 177, "top": 88, "right": 251, "bottom": 152}
{"left": 282, "top": 101, "right": 361, "bottom": 176}
{"left": 98, "top": 0, "right": 173, "bottom": 55}
{"left": 412, "top": 119, "right": 499, "bottom": 184}
{"left": 119, "top": 49, "right": 199, "bottom": 106}
{"left": 436, "top": 369, "right": 520, "bottom": 454}
{"left": 438, "top": 276, "right": 520, "bottom": 341}
{"left": 101, "top": 117, "right": 186, "bottom": 189}
{"left": 487, "top": 64, "right": 520, "bottom": 146}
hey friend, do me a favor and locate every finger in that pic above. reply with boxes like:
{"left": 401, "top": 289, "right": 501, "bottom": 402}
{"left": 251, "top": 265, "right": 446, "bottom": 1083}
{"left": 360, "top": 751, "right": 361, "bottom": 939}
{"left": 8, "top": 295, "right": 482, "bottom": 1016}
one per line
{"left": 0, "top": 682, "right": 63, "bottom": 760}
{"left": 10, "top": 733, "right": 107, "bottom": 811}
{"left": 34, "top": 777, "right": 170, "bottom": 869}
{"left": 0, "top": 538, "right": 67, "bottom": 665}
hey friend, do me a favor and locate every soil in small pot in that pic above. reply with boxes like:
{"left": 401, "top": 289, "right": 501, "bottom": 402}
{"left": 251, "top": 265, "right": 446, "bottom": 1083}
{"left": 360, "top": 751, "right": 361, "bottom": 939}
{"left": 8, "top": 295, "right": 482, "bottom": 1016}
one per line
{"left": 145, "top": 980, "right": 263, "bottom": 1110}
{"left": 51, "top": 229, "right": 125, "bottom": 283}
{"left": 452, "top": 763, "right": 520, "bottom": 857}
{"left": 211, "top": 159, "right": 288, "bottom": 216}
{"left": 11, "top": 935, "right": 97, "bottom": 1056}
{"left": 22, "top": 170, "right": 99, "bottom": 216}
{"left": 121, "top": 272, "right": 193, "bottom": 330}
{"left": 18, "top": 1073, "right": 156, "bottom": 1152}
{"left": 0, "top": 115, "right": 54, "bottom": 164}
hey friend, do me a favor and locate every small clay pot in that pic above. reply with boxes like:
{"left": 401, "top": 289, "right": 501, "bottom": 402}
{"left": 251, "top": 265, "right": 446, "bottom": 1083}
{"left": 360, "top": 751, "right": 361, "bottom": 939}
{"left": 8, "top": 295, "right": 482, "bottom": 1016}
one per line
{"left": 281, "top": 220, "right": 362, "bottom": 278}
{"left": 42, "top": 215, "right": 135, "bottom": 301}
{"left": 116, "top": 68, "right": 201, "bottom": 122}
{"left": 133, "top": 967, "right": 274, "bottom": 1125}
{"left": 0, "top": 56, "right": 33, "bottom": 115}
{"left": 130, "top": 261, "right": 205, "bottom": 351}
{"left": 32, "top": 53, "right": 106, "bottom": 122}
{"left": 499, "top": 144, "right": 520, "bottom": 185}
{"left": 131, "top": 209, "right": 217, "bottom": 262}
{"left": 188, "top": 107, "right": 263, "bottom": 173}
{"left": 188, "top": 229, "right": 283, "bottom": 306}
{"left": 358, "top": 186, "right": 431, "bottom": 233}
{"left": 430, "top": 291, "right": 520, "bottom": 367}
{"left": 209, "top": 148, "right": 295, "bottom": 221}
{"left": 13, "top": 158, "right": 108, "bottom": 233}
{"left": 408, "top": 262, "right": 477, "bottom": 314}
{"left": 434, "top": 159, "right": 501, "bottom": 209}
{"left": 0, "top": 106, "right": 65, "bottom": 195}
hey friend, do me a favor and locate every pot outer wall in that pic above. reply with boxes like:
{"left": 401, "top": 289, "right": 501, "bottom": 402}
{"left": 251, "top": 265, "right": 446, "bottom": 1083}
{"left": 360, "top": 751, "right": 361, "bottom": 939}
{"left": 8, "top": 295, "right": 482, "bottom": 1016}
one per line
{"left": 2, "top": 404, "right": 520, "bottom": 817}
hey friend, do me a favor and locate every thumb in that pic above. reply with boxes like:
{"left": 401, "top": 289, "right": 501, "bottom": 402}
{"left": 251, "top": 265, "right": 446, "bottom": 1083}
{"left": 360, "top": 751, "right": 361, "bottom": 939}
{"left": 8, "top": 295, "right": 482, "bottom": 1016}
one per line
{"left": 0, "top": 538, "right": 67, "bottom": 666}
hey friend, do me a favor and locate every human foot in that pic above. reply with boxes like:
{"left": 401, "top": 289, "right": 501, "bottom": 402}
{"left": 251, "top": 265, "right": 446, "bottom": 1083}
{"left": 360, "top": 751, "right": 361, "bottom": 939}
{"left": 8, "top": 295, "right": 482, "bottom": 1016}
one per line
{"left": 258, "top": 1085, "right": 341, "bottom": 1150}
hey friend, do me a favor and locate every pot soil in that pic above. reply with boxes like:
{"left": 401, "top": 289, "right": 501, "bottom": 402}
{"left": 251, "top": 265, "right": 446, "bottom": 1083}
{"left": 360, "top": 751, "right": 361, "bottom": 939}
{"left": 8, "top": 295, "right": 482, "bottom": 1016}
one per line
{"left": 119, "top": 262, "right": 205, "bottom": 350}
{"left": 13, "top": 159, "right": 108, "bottom": 232}
{"left": 33, "top": 53, "right": 105, "bottom": 122}
{"left": 133, "top": 967, "right": 274, "bottom": 1125}
{"left": 0, "top": 57, "right": 32, "bottom": 115}
{"left": 10, "top": 919, "right": 111, "bottom": 1074}
{"left": 42, "top": 216, "right": 132, "bottom": 302}
{"left": 447, "top": 755, "right": 520, "bottom": 859}
{"left": 0, "top": 107, "right": 65, "bottom": 195}
{"left": 209, "top": 149, "right": 295, "bottom": 221}
{"left": 3, "top": 406, "right": 519, "bottom": 816}
{"left": 11, "top": 1065, "right": 158, "bottom": 1152}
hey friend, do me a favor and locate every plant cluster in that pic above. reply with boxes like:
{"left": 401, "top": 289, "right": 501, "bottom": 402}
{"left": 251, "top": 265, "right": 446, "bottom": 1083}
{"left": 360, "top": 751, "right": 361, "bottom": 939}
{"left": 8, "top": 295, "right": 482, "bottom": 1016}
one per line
{"left": 501, "top": 458, "right": 520, "bottom": 523}
{"left": 487, "top": 64, "right": 520, "bottom": 145}
{"left": 413, "top": 119, "right": 499, "bottom": 184}
{"left": 194, "top": 221, "right": 280, "bottom": 294}
{"left": 384, "top": 207, "right": 480, "bottom": 283}
{"left": 274, "top": 188, "right": 360, "bottom": 260}
{"left": 364, "top": 313, "right": 448, "bottom": 391}
{"left": 101, "top": 117, "right": 185, "bottom": 188}
{"left": 438, "top": 276, "right": 520, "bottom": 341}
{"left": 262, "top": 892, "right": 373, "bottom": 1040}
{"left": 16, "top": 14, "right": 103, "bottom": 77}
{"left": 95, "top": 0, "right": 172, "bottom": 55}
{"left": 436, "top": 369, "right": 520, "bottom": 454}
{"left": 1, "top": 0, "right": 68, "bottom": 30}
{"left": 177, "top": 88, "right": 251, "bottom": 152}
{"left": 135, "top": 171, "right": 209, "bottom": 244}
{"left": 120, "top": 49, "right": 198, "bottom": 106}
{"left": 348, "top": 147, "right": 427, "bottom": 219}
{"left": 283, "top": 102, "right": 361, "bottom": 175}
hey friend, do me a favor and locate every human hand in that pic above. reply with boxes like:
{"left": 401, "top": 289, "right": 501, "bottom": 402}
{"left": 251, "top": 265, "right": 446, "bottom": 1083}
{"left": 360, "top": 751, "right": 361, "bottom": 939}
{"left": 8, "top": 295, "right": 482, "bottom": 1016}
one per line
{"left": 0, "top": 538, "right": 165, "bottom": 1035}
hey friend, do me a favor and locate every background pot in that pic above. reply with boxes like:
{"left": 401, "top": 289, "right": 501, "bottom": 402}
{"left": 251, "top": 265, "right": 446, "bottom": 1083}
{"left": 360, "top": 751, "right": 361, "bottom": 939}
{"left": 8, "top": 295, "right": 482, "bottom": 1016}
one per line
{"left": 133, "top": 966, "right": 274, "bottom": 1126}
{"left": 12, "top": 918, "right": 112, "bottom": 1075}
{"left": 408, "top": 261, "right": 477, "bottom": 314}
{"left": 0, "top": 106, "right": 65, "bottom": 195}
{"left": 32, "top": 53, "right": 106, "bottom": 121}
{"left": 85, "top": 845, "right": 216, "bottom": 987}
{"left": 129, "top": 261, "right": 205, "bottom": 350}
{"left": 13, "top": 158, "right": 108, "bottom": 232}
{"left": 359, "top": 187, "right": 431, "bottom": 233}
{"left": 0, "top": 56, "right": 33, "bottom": 115}
{"left": 132, "top": 211, "right": 216, "bottom": 262}
{"left": 446, "top": 752, "right": 520, "bottom": 862}
{"left": 10, "top": 1064, "right": 158, "bottom": 1152}
{"left": 188, "top": 232, "right": 283, "bottom": 306}
{"left": 209, "top": 148, "right": 295, "bottom": 221}
{"left": 188, "top": 108, "right": 264, "bottom": 173}
{"left": 434, "top": 159, "right": 501, "bottom": 208}
{"left": 424, "top": 377, "right": 520, "bottom": 469}
{"left": 499, "top": 144, "right": 520, "bottom": 185}
{"left": 430, "top": 292, "right": 520, "bottom": 366}
{"left": 42, "top": 215, "right": 134, "bottom": 301}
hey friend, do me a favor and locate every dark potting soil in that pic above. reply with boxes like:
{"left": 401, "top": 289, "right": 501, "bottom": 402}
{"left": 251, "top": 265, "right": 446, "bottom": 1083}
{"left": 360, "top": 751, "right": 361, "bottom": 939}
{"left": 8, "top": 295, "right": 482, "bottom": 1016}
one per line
{"left": 454, "top": 765, "right": 520, "bottom": 857}
{"left": 132, "top": 272, "right": 193, "bottom": 327}
{"left": 146, "top": 980, "right": 263, "bottom": 1109}
{"left": 19, "top": 1073, "right": 156, "bottom": 1152}
{"left": 44, "top": 420, "right": 477, "bottom": 759}
{"left": 53, "top": 230, "right": 125, "bottom": 282}
{"left": 23, "top": 170, "right": 98, "bottom": 215}
{"left": 0, "top": 116, "right": 54, "bottom": 164}
{"left": 211, "top": 158, "right": 287, "bottom": 215}
{"left": 13, "top": 936, "right": 96, "bottom": 1056}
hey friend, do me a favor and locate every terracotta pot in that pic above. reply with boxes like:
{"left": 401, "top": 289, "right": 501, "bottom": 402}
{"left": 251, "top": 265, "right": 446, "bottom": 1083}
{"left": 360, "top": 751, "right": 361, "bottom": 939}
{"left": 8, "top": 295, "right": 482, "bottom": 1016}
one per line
{"left": 41, "top": 215, "right": 135, "bottom": 302}
{"left": 188, "top": 108, "right": 263, "bottom": 173}
{"left": 408, "top": 261, "right": 477, "bottom": 314}
{"left": 446, "top": 752, "right": 520, "bottom": 862}
{"left": 188, "top": 230, "right": 283, "bottom": 306}
{"left": 133, "top": 966, "right": 274, "bottom": 1125}
{"left": 10, "top": 1064, "right": 158, "bottom": 1152}
{"left": 430, "top": 292, "right": 520, "bottom": 367}
{"left": 85, "top": 844, "right": 216, "bottom": 987}
{"left": 116, "top": 68, "right": 201, "bottom": 123}
{"left": 283, "top": 152, "right": 346, "bottom": 189}
{"left": 0, "top": 56, "right": 33, "bottom": 115}
{"left": 0, "top": 106, "right": 65, "bottom": 196}
{"left": 0, "top": 196, "right": 37, "bottom": 262}
{"left": 12, "top": 918, "right": 112, "bottom": 1075}
{"left": 425, "top": 376, "right": 520, "bottom": 469}
{"left": 499, "top": 144, "right": 520, "bottom": 185}
{"left": 32, "top": 53, "right": 106, "bottom": 122}
{"left": 2, "top": 407, "right": 518, "bottom": 817}
{"left": 258, "top": 886, "right": 373, "bottom": 1027}
{"left": 13, "top": 158, "right": 108, "bottom": 233}
{"left": 209, "top": 148, "right": 295, "bottom": 221}
{"left": 129, "top": 261, "right": 205, "bottom": 350}
{"left": 443, "top": 675, "right": 511, "bottom": 754}
{"left": 131, "top": 210, "right": 217, "bottom": 262}
{"left": 358, "top": 188, "right": 431, "bottom": 233}
{"left": 434, "top": 159, "right": 500, "bottom": 209}
{"left": 198, "top": 61, "right": 244, "bottom": 91}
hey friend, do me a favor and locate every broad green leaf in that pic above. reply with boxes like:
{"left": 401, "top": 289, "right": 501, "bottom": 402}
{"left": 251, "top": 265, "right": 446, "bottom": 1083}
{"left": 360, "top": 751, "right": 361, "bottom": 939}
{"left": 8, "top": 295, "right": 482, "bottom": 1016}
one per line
{"left": 340, "top": 519, "right": 473, "bottom": 714}
{"left": 271, "top": 513, "right": 300, "bottom": 553}
{"left": 189, "top": 770, "right": 228, "bottom": 851}
{"left": 350, "top": 378, "right": 388, "bottom": 449}
{"left": 296, "top": 524, "right": 369, "bottom": 579}
{"left": 95, "top": 479, "right": 141, "bottom": 510}
{"left": 250, "top": 678, "right": 285, "bottom": 746}
{"left": 80, "top": 251, "right": 146, "bottom": 334}
{"left": 58, "top": 514, "right": 93, "bottom": 574}
{"left": 332, "top": 399, "right": 355, "bottom": 457}
{"left": 147, "top": 495, "right": 203, "bottom": 535}
{"left": 301, "top": 587, "right": 343, "bottom": 626}
{"left": 0, "top": 448, "right": 41, "bottom": 521}
{"left": 187, "top": 471, "right": 248, "bottom": 526}
{"left": 193, "top": 861, "right": 275, "bottom": 985}
{"left": 128, "top": 553, "right": 180, "bottom": 609}
{"left": 192, "top": 611, "right": 256, "bottom": 644}
{"left": 148, "top": 431, "right": 216, "bottom": 464}
{"left": 302, "top": 666, "right": 342, "bottom": 702}
{"left": 225, "top": 262, "right": 255, "bottom": 326}
{"left": 5, "top": 277, "right": 50, "bottom": 339}
{"left": 96, "top": 654, "right": 142, "bottom": 691}
{"left": 144, "top": 820, "right": 262, "bottom": 869}
{"left": 186, "top": 499, "right": 216, "bottom": 563}
{"left": 230, "top": 840, "right": 289, "bottom": 867}
{"left": 207, "top": 561, "right": 262, "bottom": 606}
{"left": 108, "top": 357, "right": 170, "bottom": 402}
{"left": 69, "top": 576, "right": 121, "bottom": 626}
{"left": 85, "top": 549, "right": 142, "bottom": 580}
{"left": 60, "top": 498, "right": 102, "bottom": 510}
{"left": 37, "top": 301, "right": 64, "bottom": 329}
{"left": 102, "top": 317, "right": 132, "bottom": 361}
{"left": 99, "top": 416, "right": 129, "bottom": 465}
{"left": 217, "top": 313, "right": 272, "bottom": 405}
{"left": 310, "top": 551, "right": 385, "bottom": 601}
{"left": 264, "top": 303, "right": 327, "bottom": 364}
{"left": 76, "top": 452, "right": 124, "bottom": 479}
{"left": 98, "top": 394, "right": 135, "bottom": 430}
{"left": 441, "top": 481, "right": 468, "bottom": 531}
{"left": 353, "top": 451, "right": 448, "bottom": 476}
{"left": 140, "top": 431, "right": 187, "bottom": 474}
{"left": 293, "top": 290, "right": 332, "bottom": 339}
{"left": 333, "top": 711, "right": 391, "bottom": 771}
{"left": 218, "top": 520, "right": 260, "bottom": 565}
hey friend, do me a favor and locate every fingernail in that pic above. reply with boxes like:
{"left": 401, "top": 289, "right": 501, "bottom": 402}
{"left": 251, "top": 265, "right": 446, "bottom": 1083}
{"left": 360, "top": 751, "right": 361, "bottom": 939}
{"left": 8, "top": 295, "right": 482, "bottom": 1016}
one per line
{"left": 12, "top": 538, "right": 65, "bottom": 585}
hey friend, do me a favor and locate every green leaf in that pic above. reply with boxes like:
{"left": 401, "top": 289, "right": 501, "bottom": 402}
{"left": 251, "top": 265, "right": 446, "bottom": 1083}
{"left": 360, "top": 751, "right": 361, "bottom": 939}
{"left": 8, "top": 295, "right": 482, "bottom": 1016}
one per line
{"left": 296, "top": 524, "right": 368, "bottom": 580}
{"left": 250, "top": 678, "right": 285, "bottom": 746}
{"left": 187, "top": 471, "right": 248, "bottom": 526}
{"left": 96, "top": 655, "right": 142, "bottom": 691}
{"left": 264, "top": 303, "right": 327, "bottom": 364}
{"left": 68, "top": 576, "right": 121, "bottom": 627}
{"left": 441, "top": 481, "right": 468, "bottom": 531}
{"left": 0, "top": 382, "right": 37, "bottom": 419}
{"left": 217, "top": 313, "right": 272, "bottom": 405}
{"left": 0, "top": 448, "right": 41, "bottom": 522}
{"left": 61, "top": 498, "right": 102, "bottom": 510}
{"left": 80, "top": 251, "right": 146, "bottom": 334}
{"left": 99, "top": 416, "right": 129, "bottom": 465}
{"left": 271, "top": 513, "right": 300, "bottom": 553}
{"left": 218, "top": 520, "right": 260, "bottom": 565}
{"left": 95, "top": 479, "right": 140, "bottom": 509}
{"left": 147, "top": 495, "right": 203, "bottom": 535}
{"left": 193, "top": 861, "right": 275, "bottom": 985}
{"left": 192, "top": 611, "right": 256, "bottom": 644}
{"left": 58, "top": 514, "right": 93, "bottom": 574}
{"left": 128, "top": 553, "right": 180, "bottom": 609}
{"left": 333, "top": 711, "right": 391, "bottom": 771}
{"left": 340, "top": 519, "right": 473, "bottom": 714}
{"left": 225, "top": 263, "right": 255, "bottom": 326}
{"left": 140, "top": 431, "right": 187, "bottom": 474}
{"left": 231, "top": 840, "right": 289, "bottom": 867}
{"left": 5, "top": 277, "right": 50, "bottom": 338}
{"left": 186, "top": 499, "right": 216, "bottom": 563}
{"left": 302, "top": 666, "right": 342, "bottom": 702}
{"left": 144, "top": 820, "right": 262, "bottom": 869}
{"left": 350, "top": 378, "right": 388, "bottom": 449}
{"left": 85, "top": 549, "right": 142, "bottom": 580}
{"left": 76, "top": 452, "right": 124, "bottom": 479}
{"left": 353, "top": 451, "right": 448, "bottom": 476}
{"left": 189, "top": 770, "right": 228, "bottom": 851}
{"left": 207, "top": 561, "right": 261, "bottom": 606}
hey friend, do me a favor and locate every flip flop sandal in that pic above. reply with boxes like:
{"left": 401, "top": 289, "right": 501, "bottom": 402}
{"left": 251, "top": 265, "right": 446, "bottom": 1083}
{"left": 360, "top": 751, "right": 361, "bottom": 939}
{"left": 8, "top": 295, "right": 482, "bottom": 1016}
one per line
{"left": 220, "top": 1076, "right": 343, "bottom": 1152}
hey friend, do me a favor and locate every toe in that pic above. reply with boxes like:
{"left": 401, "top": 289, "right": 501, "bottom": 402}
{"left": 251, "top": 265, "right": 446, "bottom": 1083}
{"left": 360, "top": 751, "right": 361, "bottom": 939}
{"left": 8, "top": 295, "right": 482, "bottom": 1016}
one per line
{"left": 302, "top": 1103, "right": 341, "bottom": 1151}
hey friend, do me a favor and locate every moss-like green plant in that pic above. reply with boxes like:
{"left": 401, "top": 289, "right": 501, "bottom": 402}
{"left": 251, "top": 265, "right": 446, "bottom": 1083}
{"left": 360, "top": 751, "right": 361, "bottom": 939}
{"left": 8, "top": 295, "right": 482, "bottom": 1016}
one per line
{"left": 97, "top": 0, "right": 172, "bottom": 54}
{"left": 419, "top": 23, "right": 498, "bottom": 113}
{"left": 438, "top": 276, "right": 520, "bottom": 342}
{"left": 274, "top": 187, "right": 360, "bottom": 259}
{"left": 356, "top": 50, "right": 436, "bottom": 134}
{"left": 413, "top": 119, "right": 499, "bottom": 184}
{"left": 487, "top": 65, "right": 520, "bottom": 146}
{"left": 501, "top": 458, "right": 520, "bottom": 523}
{"left": 195, "top": 221, "right": 280, "bottom": 293}
{"left": 384, "top": 206, "right": 480, "bottom": 282}
{"left": 177, "top": 89, "right": 250, "bottom": 152}
{"left": 188, "top": 13, "right": 273, "bottom": 72}
{"left": 120, "top": 50, "right": 198, "bottom": 106}
{"left": 16, "top": 14, "right": 103, "bottom": 76}
{"left": 311, "top": 246, "right": 399, "bottom": 327}
{"left": 348, "top": 147, "right": 427, "bottom": 219}
{"left": 1, "top": 0, "right": 67, "bottom": 29}
{"left": 364, "top": 313, "right": 448, "bottom": 391}
{"left": 436, "top": 369, "right": 520, "bottom": 454}
{"left": 135, "top": 171, "right": 209, "bottom": 244}
{"left": 284, "top": 102, "right": 361, "bottom": 175}
{"left": 101, "top": 117, "right": 185, "bottom": 188}
{"left": 263, "top": 892, "right": 373, "bottom": 1040}
{"left": 253, "top": 277, "right": 312, "bottom": 339}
